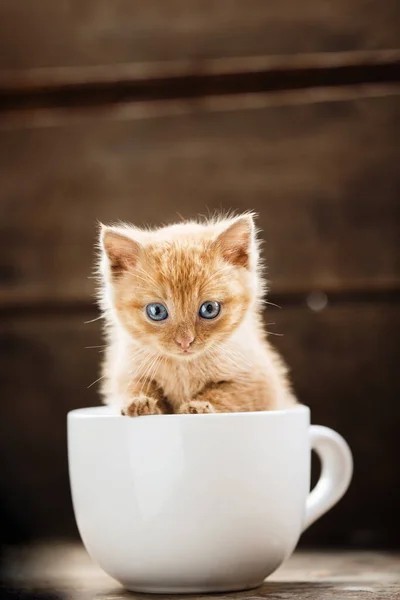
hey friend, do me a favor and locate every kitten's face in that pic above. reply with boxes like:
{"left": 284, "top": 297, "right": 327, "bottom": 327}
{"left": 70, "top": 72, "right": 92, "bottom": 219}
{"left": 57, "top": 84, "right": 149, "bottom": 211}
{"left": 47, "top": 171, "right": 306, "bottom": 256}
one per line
{"left": 101, "top": 217, "right": 258, "bottom": 359}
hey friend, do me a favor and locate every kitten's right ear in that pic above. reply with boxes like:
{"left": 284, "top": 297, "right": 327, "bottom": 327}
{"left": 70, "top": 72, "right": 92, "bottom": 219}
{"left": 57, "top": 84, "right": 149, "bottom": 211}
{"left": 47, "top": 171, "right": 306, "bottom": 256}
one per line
{"left": 100, "top": 226, "right": 141, "bottom": 277}
{"left": 214, "top": 215, "right": 255, "bottom": 269}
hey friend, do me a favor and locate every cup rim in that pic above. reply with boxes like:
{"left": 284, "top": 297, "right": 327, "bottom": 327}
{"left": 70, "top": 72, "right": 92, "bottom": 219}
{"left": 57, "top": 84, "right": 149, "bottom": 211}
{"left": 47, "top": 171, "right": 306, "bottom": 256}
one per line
{"left": 68, "top": 404, "right": 310, "bottom": 420}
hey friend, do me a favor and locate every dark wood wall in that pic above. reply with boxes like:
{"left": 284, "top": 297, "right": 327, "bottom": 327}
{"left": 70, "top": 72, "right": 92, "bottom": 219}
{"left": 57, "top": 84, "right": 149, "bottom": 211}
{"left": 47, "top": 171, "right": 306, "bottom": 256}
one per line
{"left": 0, "top": 2, "right": 399, "bottom": 547}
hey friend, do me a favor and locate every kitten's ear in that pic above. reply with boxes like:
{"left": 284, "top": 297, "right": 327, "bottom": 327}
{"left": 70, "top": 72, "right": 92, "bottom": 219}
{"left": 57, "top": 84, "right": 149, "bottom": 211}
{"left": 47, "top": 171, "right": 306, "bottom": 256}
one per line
{"left": 101, "top": 226, "right": 141, "bottom": 276}
{"left": 214, "top": 215, "right": 255, "bottom": 269}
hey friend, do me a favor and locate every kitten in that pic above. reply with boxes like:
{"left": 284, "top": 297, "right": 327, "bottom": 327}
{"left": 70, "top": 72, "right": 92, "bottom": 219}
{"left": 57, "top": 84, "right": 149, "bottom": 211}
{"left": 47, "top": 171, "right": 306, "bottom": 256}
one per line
{"left": 97, "top": 213, "right": 297, "bottom": 415}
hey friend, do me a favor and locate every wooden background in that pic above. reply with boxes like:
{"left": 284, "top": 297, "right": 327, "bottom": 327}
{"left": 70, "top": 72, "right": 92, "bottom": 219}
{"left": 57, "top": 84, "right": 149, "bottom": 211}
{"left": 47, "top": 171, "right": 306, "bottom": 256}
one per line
{"left": 0, "top": 2, "right": 399, "bottom": 548}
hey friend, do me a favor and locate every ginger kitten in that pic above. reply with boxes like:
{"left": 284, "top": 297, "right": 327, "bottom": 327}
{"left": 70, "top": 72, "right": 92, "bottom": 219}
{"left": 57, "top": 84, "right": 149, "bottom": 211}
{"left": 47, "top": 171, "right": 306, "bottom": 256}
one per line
{"left": 98, "top": 214, "right": 297, "bottom": 415}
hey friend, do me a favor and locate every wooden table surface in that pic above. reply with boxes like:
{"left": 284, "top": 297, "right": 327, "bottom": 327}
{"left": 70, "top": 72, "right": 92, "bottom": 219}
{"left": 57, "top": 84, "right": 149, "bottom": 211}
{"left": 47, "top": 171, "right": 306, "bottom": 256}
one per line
{"left": 1, "top": 543, "right": 399, "bottom": 600}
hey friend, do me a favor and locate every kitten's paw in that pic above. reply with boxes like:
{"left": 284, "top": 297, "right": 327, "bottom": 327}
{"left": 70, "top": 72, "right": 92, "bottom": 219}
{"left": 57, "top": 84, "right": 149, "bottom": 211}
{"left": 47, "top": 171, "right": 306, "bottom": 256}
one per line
{"left": 178, "top": 400, "right": 215, "bottom": 414}
{"left": 121, "top": 396, "right": 162, "bottom": 417}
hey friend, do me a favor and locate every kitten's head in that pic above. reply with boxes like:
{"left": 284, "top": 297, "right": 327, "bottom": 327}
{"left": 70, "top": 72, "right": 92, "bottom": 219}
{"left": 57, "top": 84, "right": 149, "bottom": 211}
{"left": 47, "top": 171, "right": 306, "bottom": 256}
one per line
{"left": 99, "top": 214, "right": 263, "bottom": 359}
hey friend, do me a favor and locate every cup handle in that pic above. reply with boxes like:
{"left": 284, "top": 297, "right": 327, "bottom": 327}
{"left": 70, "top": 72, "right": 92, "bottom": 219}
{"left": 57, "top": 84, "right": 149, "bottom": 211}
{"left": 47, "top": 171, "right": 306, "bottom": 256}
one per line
{"left": 303, "top": 425, "right": 353, "bottom": 531}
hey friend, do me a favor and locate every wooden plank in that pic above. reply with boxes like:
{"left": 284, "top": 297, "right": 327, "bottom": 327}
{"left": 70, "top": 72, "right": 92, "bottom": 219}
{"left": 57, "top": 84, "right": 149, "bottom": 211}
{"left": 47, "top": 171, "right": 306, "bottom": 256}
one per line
{"left": 0, "top": 303, "right": 399, "bottom": 544}
{"left": 0, "top": 1, "right": 399, "bottom": 74}
{"left": 1, "top": 545, "right": 400, "bottom": 599}
{"left": 0, "top": 92, "right": 398, "bottom": 303}
{"left": 273, "top": 302, "right": 400, "bottom": 547}
{"left": 0, "top": 314, "right": 101, "bottom": 542}
{"left": 1, "top": 50, "right": 399, "bottom": 95}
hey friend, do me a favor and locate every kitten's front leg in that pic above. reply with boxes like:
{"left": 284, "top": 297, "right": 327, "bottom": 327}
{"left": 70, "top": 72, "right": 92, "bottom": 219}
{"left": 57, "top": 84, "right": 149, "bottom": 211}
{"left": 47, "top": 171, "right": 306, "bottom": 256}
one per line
{"left": 121, "top": 395, "right": 163, "bottom": 416}
{"left": 177, "top": 381, "right": 236, "bottom": 414}
{"left": 178, "top": 381, "right": 252, "bottom": 414}
{"left": 177, "top": 400, "right": 215, "bottom": 414}
{"left": 119, "top": 379, "right": 169, "bottom": 417}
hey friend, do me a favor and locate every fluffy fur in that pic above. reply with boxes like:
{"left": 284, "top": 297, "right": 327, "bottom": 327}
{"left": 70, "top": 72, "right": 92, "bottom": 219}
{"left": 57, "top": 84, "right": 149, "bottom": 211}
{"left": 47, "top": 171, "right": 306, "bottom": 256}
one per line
{"left": 97, "top": 213, "right": 297, "bottom": 415}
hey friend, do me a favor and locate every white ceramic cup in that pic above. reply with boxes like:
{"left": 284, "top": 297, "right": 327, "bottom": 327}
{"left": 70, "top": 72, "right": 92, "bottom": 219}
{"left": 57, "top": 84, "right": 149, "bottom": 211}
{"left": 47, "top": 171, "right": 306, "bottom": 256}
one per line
{"left": 68, "top": 405, "right": 352, "bottom": 593}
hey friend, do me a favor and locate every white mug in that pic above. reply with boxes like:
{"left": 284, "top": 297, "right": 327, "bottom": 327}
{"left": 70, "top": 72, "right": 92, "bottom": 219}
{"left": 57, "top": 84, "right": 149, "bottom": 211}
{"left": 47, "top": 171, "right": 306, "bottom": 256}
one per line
{"left": 68, "top": 405, "right": 352, "bottom": 593}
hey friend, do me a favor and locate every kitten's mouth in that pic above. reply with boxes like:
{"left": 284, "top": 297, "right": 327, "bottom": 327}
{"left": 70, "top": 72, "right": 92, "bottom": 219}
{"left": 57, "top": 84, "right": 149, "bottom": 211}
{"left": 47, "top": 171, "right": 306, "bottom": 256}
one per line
{"left": 163, "top": 343, "right": 211, "bottom": 359}
{"left": 169, "top": 347, "right": 198, "bottom": 359}
{"left": 179, "top": 349, "right": 195, "bottom": 357}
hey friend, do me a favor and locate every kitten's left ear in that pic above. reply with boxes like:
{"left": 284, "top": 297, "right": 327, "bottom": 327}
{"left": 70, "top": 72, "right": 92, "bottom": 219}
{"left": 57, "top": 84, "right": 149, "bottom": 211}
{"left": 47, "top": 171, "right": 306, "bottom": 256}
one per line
{"left": 214, "top": 215, "right": 255, "bottom": 269}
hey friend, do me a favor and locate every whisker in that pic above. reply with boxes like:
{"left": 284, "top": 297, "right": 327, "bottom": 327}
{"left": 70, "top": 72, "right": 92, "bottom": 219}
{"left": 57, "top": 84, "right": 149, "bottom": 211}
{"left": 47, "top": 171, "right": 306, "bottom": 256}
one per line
{"left": 222, "top": 352, "right": 253, "bottom": 369}
{"left": 124, "top": 356, "right": 146, "bottom": 397}
{"left": 128, "top": 351, "right": 154, "bottom": 383}
{"left": 87, "top": 374, "right": 105, "bottom": 389}
{"left": 129, "top": 347, "right": 150, "bottom": 359}
{"left": 206, "top": 343, "right": 253, "bottom": 370}
{"left": 138, "top": 354, "right": 159, "bottom": 397}
{"left": 263, "top": 300, "right": 282, "bottom": 309}
{"left": 125, "top": 354, "right": 151, "bottom": 397}
{"left": 264, "top": 322, "right": 283, "bottom": 336}
{"left": 147, "top": 355, "right": 162, "bottom": 390}
{"left": 84, "top": 315, "right": 104, "bottom": 324}
{"left": 85, "top": 345, "right": 106, "bottom": 349}
{"left": 136, "top": 352, "right": 157, "bottom": 395}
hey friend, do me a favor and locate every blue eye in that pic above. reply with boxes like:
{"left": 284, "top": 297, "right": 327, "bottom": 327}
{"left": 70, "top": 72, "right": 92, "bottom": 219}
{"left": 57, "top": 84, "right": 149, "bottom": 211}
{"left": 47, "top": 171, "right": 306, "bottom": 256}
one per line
{"left": 199, "top": 301, "right": 221, "bottom": 319}
{"left": 146, "top": 303, "right": 168, "bottom": 321}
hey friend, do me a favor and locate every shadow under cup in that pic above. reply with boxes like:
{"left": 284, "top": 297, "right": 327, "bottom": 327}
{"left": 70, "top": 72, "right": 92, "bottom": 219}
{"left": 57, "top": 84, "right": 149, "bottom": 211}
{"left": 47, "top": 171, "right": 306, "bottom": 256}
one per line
{"left": 67, "top": 405, "right": 352, "bottom": 593}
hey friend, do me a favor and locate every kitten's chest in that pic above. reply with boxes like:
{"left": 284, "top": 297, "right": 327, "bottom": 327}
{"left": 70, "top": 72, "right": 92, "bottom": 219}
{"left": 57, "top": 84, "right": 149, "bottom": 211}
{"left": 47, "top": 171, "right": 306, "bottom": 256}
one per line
{"left": 157, "top": 360, "right": 213, "bottom": 407}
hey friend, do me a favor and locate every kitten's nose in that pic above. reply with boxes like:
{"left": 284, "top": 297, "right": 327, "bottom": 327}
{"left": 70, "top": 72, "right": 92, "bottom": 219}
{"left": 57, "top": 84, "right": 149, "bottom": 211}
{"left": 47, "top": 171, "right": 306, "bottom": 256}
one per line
{"left": 175, "top": 334, "right": 195, "bottom": 351}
